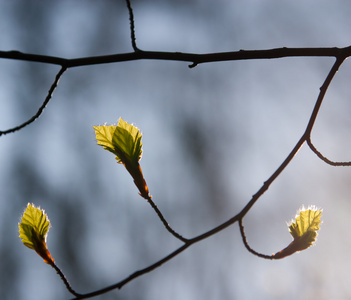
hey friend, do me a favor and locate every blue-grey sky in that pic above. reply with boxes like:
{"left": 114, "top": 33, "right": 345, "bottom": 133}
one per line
{"left": 1, "top": 1, "right": 351, "bottom": 299}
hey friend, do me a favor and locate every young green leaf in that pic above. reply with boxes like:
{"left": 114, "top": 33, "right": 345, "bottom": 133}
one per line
{"left": 94, "top": 118, "right": 150, "bottom": 199}
{"left": 273, "top": 206, "right": 322, "bottom": 259}
{"left": 19, "top": 203, "right": 54, "bottom": 264}
{"left": 94, "top": 118, "right": 142, "bottom": 167}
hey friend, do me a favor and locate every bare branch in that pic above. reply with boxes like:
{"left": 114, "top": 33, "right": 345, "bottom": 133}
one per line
{"left": 0, "top": 50, "right": 67, "bottom": 66}
{"left": 303, "top": 57, "right": 345, "bottom": 136}
{"left": 125, "top": 0, "right": 140, "bottom": 51}
{"left": 145, "top": 195, "right": 189, "bottom": 242}
{"left": 307, "top": 138, "right": 351, "bottom": 166}
{"left": 1, "top": 46, "right": 351, "bottom": 68}
{"left": 238, "top": 219, "right": 274, "bottom": 260}
{"left": 0, "top": 66, "right": 67, "bottom": 136}
{"left": 71, "top": 243, "right": 191, "bottom": 299}
{"left": 1, "top": 47, "right": 346, "bottom": 137}
{"left": 50, "top": 261, "right": 82, "bottom": 298}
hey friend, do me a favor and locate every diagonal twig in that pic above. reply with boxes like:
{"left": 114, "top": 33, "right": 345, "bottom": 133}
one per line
{"left": 145, "top": 195, "right": 189, "bottom": 242}
{"left": 50, "top": 261, "right": 82, "bottom": 298}
{"left": 0, "top": 66, "right": 67, "bottom": 136}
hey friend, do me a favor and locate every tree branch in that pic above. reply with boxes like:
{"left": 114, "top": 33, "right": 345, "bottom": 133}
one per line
{"left": 0, "top": 66, "right": 67, "bottom": 136}
{"left": 1, "top": 46, "right": 350, "bottom": 69}
{"left": 238, "top": 219, "right": 274, "bottom": 260}
{"left": 50, "top": 261, "right": 82, "bottom": 298}
{"left": 71, "top": 243, "right": 191, "bottom": 299}
{"left": 145, "top": 195, "right": 189, "bottom": 242}
{"left": 67, "top": 55, "right": 348, "bottom": 299}
{"left": 307, "top": 138, "right": 351, "bottom": 166}
{"left": 1, "top": 47, "right": 349, "bottom": 137}
{"left": 125, "top": 0, "right": 140, "bottom": 51}
{"left": 6, "top": 0, "right": 351, "bottom": 297}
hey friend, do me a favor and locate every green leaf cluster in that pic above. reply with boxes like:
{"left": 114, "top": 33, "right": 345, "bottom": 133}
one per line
{"left": 94, "top": 118, "right": 142, "bottom": 167}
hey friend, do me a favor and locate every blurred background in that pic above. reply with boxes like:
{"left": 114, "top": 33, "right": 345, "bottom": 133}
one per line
{"left": 1, "top": 0, "right": 351, "bottom": 299}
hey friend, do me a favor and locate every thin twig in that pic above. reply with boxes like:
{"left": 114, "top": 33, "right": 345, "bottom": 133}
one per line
{"left": 307, "top": 138, "right": 351, "bottom": 166}
{"left": 145, "top": 195, "right": 189, "bottom": 242}
{"left": 304, "top": 57, "right": 345, "bottom": 136}
{"left": 0, "top": 66, "right": 67, "bottom": 136}
{"left": 238, "top": 219, "right": 274, "bottom": 259}
{"left": 50, "top": 261, "right": 82, "bottom": 297}
{"left": 125, "top": 0, "right": 140, "bottom": 51}
{"left": 71, "top": 243, "right": 191, "bottom": 299}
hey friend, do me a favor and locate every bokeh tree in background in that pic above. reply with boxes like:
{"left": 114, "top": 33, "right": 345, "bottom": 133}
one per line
{"left": 1, "top": 1, "right": 351, "bottom": 299}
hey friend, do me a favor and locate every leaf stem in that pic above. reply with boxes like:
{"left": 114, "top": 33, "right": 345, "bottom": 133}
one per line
{"left": 145, "top": 195, "right": 189, "bottom": 242}
{"left": 50, "top": 261, "right": 82, "bottom": 298}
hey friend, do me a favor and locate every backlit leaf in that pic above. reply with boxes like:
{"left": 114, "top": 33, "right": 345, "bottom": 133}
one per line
{"left": 289, "top": 206, "right": 321, "bottom": 241}
{"left": 19, "top": 203, "right": 54, "bottom": 264}
{"left": 94, "top": 118, "right": 142, "bottom": 167}
{"left": 94, "top": 118, "right": 150, "bottom": 199}
{"left": 273, "top": 206, "right": 322, "bottom": 259}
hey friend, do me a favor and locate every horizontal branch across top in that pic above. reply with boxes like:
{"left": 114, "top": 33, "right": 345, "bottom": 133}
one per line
{"left": 1, "top": 46, "right": 350, "bottom": 68}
